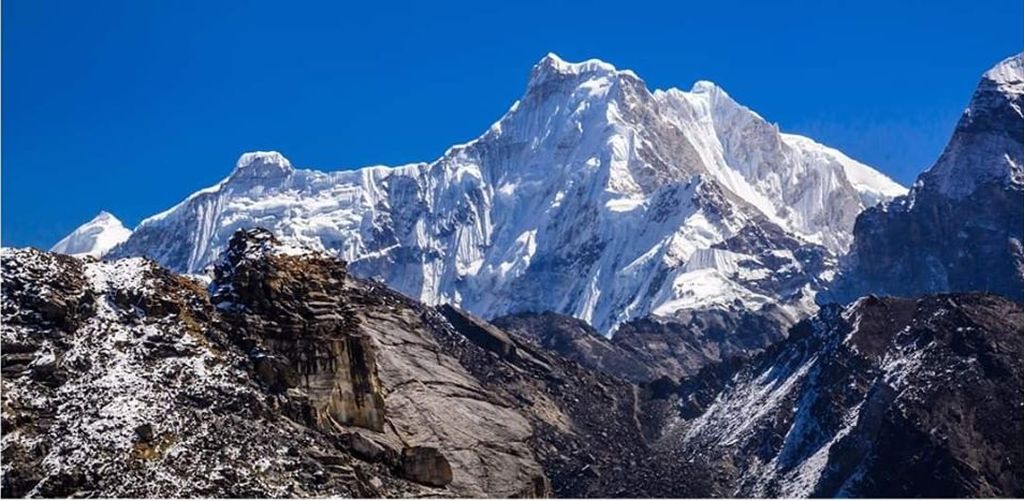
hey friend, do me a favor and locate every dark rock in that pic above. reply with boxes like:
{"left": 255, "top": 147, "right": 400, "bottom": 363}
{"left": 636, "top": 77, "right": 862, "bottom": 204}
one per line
{"left": 492, "top": 311, "right": 655, "bottom": 382}
{"left": 211, "top": 229, "right": 386, "bottom": 432}
{"left": 439, "top": 304, "right": 518, "bottom": 361}
{"left": 612, "top": 304, "right": 791, "bottom": 381}
{"left": 399, "top": 446, "right": 453, "bottom": 487}
{"left": 134, "top": 423, "right": 155, "bottom": 442}
{"left": 338, "top": 430, "right": 396, "bottom": 463}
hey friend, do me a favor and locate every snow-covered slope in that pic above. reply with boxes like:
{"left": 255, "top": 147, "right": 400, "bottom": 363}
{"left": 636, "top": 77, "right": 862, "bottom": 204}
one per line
{"left": 50, "top": 211, "right": 132, "bottom": 258}
{"left": 111, "top": 54, "right": 904, "bottom": 333}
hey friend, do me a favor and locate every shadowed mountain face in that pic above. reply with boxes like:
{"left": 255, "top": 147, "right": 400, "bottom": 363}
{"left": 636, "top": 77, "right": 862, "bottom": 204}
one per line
{"left": 494, "top": 306, "right": 792, "bottom": 384}
{"left": 832, "top": 53, "right": 1024, "bottom": 304}
{"left": 649, "top": 294, "right": 1024, "bottom": 497}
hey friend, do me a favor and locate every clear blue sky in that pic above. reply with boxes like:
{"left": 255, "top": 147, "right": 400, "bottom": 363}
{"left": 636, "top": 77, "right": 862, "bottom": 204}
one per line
{"left": 3, "top": 0, "right": 1022, "bottom": 248}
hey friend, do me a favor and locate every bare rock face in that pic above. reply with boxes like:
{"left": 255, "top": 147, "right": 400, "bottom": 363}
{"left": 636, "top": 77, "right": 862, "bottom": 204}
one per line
{"left": 336, "top": 285, "right": 547, "bottom": 497}
{"left": 210, "top": 229, "right": 386, "bottom": 432}
{"left": 207, "top": 229, "right": 548, "bottom": 497}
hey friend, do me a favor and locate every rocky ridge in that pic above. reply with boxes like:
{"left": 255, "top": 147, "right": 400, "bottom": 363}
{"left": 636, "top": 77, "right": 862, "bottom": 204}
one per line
{"left": 3, "top": 229, "right": 712, "bottom": 497}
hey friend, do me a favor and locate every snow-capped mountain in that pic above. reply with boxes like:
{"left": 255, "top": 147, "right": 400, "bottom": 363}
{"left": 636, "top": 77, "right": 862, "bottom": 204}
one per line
{"left": 832, "top": 53, "right": 1024, "bottom": 303}
{"left": 49, "top": 211, "right": 132, "bottom": 258}
{"left": 108, "top": 54, "right": 904, "bottom": 333}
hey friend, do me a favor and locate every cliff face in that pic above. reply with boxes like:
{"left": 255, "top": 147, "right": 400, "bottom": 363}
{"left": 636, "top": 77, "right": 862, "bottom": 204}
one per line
{"left": 210, "top": 230, "right": 386, "bottom": 432}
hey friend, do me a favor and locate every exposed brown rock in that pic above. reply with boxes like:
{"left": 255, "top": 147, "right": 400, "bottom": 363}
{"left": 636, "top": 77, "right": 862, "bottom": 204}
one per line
{"left": 211, "top": 229, "right": 386, "bottom": 432}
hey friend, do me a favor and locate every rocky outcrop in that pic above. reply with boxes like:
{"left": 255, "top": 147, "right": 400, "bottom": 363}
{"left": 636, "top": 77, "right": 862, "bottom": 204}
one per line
{"left": 209, "top": 229, "right": 547, "bottom": 497}
{"left": 210, "top": 229, "right": 386, "bottom": 432}
{"left": 440, "top": 304, "right": 523, "bottom": 363}
{"left": 399, "top": 446, "right": 453, "bottom": 487}
{"left": 832, "top": 53, "right": 1024, "bottom": 304}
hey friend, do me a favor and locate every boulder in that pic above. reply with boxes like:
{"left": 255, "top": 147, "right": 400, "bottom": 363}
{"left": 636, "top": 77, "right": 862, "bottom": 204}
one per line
{"left": 399, "top": 446, "right": 453, "bottom": 487}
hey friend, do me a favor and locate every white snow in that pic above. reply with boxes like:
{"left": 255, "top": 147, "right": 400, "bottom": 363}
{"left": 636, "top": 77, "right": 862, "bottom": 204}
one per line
{"left": 50, "top": 211, "right": 133, "bottom": 258}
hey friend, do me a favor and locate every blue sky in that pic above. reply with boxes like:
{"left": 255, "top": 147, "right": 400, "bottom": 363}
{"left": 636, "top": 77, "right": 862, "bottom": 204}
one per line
{"left": 3, "top": 0, "right": 1022, "bottom": 248}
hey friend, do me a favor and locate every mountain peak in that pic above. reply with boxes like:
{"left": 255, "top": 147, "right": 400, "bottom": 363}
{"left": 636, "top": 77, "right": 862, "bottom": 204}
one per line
{"left": 690, "top": 80, "right": 724, "bottom": 94}
{"left": 93, "top": 210, "right": 118, "bottom": 221}
{"left": 536, "top": 53, "right": 615, "bottom": 73}
{"left": 915, "top": 52, "right": 1024, "bottom": 199}
{"left": 229, "top": 151, "right": 294, "bottom": 183}
{"left": 529, "top": 53, "right": 638, "bottom": 87}
{"left": 982, "top": 52, "right": 1023, "bottom": 90}
{"left": 50, "top": 210, "right": 133, "bottom": 258}
{"left": 686, "top": 79, "right": 743, "bottom": 111}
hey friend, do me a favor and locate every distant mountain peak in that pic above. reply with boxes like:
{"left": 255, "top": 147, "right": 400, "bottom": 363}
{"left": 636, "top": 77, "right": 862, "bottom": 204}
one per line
{"left": 228, "top": 150, "right": 294, "bottom": 184}
{"left": 689, "top": 79, "right": 724, "bottom": 94}
{"left": 50, "top": 211, "right": 132, "bottom": 258}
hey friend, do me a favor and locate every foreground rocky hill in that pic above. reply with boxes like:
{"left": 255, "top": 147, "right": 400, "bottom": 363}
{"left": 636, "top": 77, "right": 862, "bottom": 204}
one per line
{"left": 6, "top": 229, "right": 1022, "bottom": 497}
{"left": 2, "top": 229, "right": 717, "bottom": 497}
